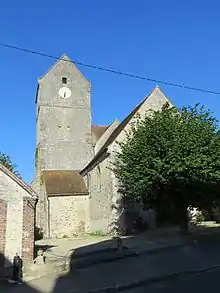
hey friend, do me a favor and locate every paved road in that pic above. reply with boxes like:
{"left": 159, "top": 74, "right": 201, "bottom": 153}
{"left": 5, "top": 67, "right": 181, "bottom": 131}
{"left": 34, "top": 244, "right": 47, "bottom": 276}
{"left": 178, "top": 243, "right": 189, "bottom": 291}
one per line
{"left": 2, "top": 233, "right": 220, "bottom": 293}
{"left": 125, "top": 267, "right": 220, "bottom": 293}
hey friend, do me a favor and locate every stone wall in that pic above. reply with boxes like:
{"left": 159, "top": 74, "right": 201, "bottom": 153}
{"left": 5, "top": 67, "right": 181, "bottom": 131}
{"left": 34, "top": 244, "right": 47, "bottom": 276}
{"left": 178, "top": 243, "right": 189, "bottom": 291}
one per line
{"left": 89, "top": 157, "right": 114, "bottom": 234}
{"left": 48, "top": 195, "right": 89, "bottom": 238}
{"left": 0, "top": 170, "right": 35, "bottom": 265}
{"left": 34, "top": 55, "right": 93, "bottom": 235}
{"left": 106, "top": 88, "right": 171, "bottom": 233}
{"left": 22, "top": 200, "right": 35, "bottom": 263}
{"left": 112, "top": 87, "right": 172, "bottom": 148}
{"left": 0, "top": 199, "right": 7, "bottom": 268}
{"left": 35, "top": 55, "right": 93, "bottom": 172}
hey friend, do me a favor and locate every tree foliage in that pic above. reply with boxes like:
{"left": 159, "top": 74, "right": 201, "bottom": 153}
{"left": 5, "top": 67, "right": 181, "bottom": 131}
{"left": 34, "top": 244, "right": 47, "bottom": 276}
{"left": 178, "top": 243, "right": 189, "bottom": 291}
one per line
{"left": 112, "top": 103, "right": 220, "bottom": 231}
{"left": 0, "top": 152, "right": 21, "bottom": 178}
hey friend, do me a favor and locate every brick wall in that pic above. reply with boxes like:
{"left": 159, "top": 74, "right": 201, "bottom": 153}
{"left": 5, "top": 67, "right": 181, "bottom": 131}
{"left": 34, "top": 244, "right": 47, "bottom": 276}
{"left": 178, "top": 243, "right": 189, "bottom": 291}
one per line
{"left": 22, "top": 199, "right": 35, "bottom": 263}
{"left": 0, "top": 199, "right": 7, "bottom": 268}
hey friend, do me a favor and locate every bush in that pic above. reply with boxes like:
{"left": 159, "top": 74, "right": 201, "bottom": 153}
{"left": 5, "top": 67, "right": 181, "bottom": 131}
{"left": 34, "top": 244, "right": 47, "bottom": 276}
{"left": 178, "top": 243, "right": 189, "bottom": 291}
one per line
{"left": 196, "top": 210, "right": 206, "bottom": 223}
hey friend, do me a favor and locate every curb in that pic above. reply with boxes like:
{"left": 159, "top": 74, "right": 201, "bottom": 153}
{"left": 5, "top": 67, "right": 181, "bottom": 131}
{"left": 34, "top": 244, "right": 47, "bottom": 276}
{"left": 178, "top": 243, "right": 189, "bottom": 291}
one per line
{"left": 24, "top": 230, "right": 220, "bottom": 284}
{"left": 89, "top": 263, "right": 220, "bottom": 293}
{"left": 71, "top": 250, "right": 138, "bottom": 270}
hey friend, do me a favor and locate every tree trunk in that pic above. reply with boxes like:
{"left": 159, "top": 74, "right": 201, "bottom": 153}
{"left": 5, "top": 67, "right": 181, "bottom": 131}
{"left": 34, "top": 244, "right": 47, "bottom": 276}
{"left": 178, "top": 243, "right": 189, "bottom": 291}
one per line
{"left": 179, "top": 206, "right": 189, "bottom": 235}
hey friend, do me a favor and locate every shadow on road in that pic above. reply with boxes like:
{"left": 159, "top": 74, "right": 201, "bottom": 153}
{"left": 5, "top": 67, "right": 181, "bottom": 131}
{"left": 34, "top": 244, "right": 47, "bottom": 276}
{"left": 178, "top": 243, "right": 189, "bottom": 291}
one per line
{"left": 1, "top": 225, "right": 220, "bottom": 293}
{"left": 51, "top": 224, "right": 220, "bottom": 293}
{"left": 0, "top": 253, "right": 40, "bottom": 293}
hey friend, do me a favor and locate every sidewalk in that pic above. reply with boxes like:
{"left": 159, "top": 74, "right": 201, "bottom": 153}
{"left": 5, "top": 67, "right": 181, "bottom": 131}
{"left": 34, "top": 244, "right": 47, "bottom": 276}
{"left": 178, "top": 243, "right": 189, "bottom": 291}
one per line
{"left": 39, "top": 223, "right": 220, "bottom": 262}
{"left": 26, "top": 234, "right": 220, "bottom": 293}
{"left": 2, "top": 225, "right": 220, "bottom": 293}
{"left": 21, "top": 224, "right": 220, "bottom": 283}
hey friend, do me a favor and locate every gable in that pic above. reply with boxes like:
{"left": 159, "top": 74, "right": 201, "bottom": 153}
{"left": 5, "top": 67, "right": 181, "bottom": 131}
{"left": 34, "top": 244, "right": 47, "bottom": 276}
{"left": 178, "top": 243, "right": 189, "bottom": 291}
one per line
{"left": 0, "top": 164, "right": 37, "bottom": 201}
{"left": 81, "top": 87, "right": 173, "bottom": 174}
{"left": 38, "top": 54, "right": 89, "bottom": 83}
{"left": 36, "top": 54, "right": 90, "bottom": 104}
{"left": 113, "top": 86, "right": 173, "bottom": 145}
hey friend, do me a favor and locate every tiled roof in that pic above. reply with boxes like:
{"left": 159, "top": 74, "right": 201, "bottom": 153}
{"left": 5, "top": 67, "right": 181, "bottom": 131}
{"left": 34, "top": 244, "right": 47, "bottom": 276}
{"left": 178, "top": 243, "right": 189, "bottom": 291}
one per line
{"left": 42, "top": 170, "right": 88, "bottom": 196}
{"left": 91, "top": 125, "right": 109, "bottom": 143}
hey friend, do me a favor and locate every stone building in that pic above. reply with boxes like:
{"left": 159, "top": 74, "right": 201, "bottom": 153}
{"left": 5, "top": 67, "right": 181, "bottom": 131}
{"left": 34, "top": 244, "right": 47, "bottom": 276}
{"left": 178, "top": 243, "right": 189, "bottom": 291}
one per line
{"left": 0, "top": 163, "right": 38, "bottom": 275}
{"left": 33, "top": 54, "right": 172, "bottom": 238}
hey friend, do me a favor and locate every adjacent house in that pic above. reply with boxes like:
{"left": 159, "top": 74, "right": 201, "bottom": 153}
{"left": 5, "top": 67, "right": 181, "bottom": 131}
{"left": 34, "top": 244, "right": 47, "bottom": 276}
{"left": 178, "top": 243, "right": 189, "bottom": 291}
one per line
{"left": 0, "top": 163, "right": 38, "bottom": 276}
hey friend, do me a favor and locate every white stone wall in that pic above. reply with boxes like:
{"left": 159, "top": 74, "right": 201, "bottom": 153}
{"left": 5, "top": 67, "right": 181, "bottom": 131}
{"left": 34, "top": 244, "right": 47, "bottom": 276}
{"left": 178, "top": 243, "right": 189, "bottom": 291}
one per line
{"left": 112, "top": 88, "right": 172, "bottom": 148}
{"left": 107, "top": 88, "right": 172, "bottom": 231}
{"left": 34, "top": 56, "right": 93, "bottom": 233}
{"left": 89, "top": 157, "right": 114, "bottom": 234}
{"left": 0, "top": 171, "right": 29, "bottom": 266}
{"left": 87, "top": 88, "right": 172, "bottom": 234}
{"left": 49, "top": 195, "right": 89, "bottom": 238}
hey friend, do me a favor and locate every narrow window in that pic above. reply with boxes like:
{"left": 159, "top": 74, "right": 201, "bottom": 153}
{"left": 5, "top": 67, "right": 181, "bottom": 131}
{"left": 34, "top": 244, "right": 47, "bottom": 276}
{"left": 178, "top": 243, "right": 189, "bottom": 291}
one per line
{"left": 97, "top": 165, "right": 101, "bottom": 192}
{"left": 86, "top": 173, "right": 91, "bottom": 190}
{"left": 62, "top": 77, "right": 67, "bottom": 84}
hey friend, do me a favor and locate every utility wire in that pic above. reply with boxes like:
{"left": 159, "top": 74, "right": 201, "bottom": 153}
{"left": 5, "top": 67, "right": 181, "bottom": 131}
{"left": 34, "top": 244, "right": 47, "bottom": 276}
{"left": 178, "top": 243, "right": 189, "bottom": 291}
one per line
{"left": 0, "top": 42, "right": 219, "bottom": 96}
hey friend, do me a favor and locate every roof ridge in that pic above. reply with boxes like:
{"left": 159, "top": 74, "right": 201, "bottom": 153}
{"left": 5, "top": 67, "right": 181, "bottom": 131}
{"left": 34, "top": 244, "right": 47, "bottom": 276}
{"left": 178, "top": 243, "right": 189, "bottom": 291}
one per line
{"left": 0, "top": 163, "right": 38, "bottom": 200}
{"left": 81, "top": 87, "right": 168, "bottom": 174}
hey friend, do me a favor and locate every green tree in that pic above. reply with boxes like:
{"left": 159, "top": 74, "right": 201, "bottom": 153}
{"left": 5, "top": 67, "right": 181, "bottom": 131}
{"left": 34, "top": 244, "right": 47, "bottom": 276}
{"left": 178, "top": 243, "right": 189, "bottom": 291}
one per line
{"left": 112, "top": 103, "right": 220, "bottom": 234}
{"left": 0, "top": 152, "right": 21, "bottom": 178}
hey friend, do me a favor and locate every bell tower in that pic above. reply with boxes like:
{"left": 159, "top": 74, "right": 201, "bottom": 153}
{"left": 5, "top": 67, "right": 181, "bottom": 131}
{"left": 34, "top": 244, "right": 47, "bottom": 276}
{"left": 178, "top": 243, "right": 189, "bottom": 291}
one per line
{"left": 34, "top": 54, "right": 93, "bottom": 231}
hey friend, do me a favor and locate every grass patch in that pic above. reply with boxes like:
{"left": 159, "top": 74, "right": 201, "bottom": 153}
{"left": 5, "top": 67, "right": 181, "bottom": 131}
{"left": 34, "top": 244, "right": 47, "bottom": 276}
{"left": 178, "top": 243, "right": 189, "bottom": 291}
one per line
{"left": 88, "top": 230, "right": 107, "bottom": 237}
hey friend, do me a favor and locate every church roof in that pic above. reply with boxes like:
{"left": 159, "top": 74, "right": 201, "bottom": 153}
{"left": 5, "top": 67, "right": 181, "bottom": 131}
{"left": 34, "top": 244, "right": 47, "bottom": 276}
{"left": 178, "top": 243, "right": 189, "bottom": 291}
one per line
{"left": 42, "top": 170, "right": 88, "bottom": 196}
{"left": 91, "top": 125, "right": 109, "bottom": 143}
{"left": 0, "top": 163, "right": 38, "bottom": 200}
{"left": 81, "top": 87, "right": 170, "bottom": 174}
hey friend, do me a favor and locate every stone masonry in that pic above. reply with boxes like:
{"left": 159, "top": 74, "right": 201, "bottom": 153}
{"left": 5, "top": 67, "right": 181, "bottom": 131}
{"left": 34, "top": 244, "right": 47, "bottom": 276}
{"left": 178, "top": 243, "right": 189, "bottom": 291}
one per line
{"left": 0, "top": 163, "right": 37, "bottom": 275}
{"left": 0, "top": 199, "right": 7, "bottom": 270}
{"left": 22, "top": 199, "right": 35, "bottom": 263}
{"left": 34, "top": 54, "right": 93, "bottom": 234}
{"left": 33, "top": 55, "right": 172, "bottom": 237}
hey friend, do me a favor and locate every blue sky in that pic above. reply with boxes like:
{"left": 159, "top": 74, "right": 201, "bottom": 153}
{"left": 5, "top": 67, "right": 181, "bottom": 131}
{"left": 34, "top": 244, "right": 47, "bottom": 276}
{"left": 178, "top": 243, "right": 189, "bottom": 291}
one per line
{"left": 1, "top": 0, "right": 220, "bottom": 183}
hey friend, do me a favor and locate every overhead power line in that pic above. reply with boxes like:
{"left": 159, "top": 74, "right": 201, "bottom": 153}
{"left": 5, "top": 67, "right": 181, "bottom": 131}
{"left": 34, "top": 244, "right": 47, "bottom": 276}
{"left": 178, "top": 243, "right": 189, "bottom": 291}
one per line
{"left": 0, "top": 42, "right": 220, "bottom": 96}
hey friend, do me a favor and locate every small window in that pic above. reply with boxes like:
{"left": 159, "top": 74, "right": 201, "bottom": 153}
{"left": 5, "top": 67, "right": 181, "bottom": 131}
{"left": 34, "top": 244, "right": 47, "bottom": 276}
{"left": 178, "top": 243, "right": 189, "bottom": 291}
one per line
{"left": 62, "top": 77, "right": 67, "bottom": 84}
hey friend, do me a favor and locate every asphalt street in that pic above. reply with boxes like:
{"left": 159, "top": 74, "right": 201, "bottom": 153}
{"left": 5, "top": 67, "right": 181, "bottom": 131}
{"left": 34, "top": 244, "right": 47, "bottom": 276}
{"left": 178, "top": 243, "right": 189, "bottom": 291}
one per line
{"left": 125, "top": 267, "right": 220, "bottom": 293}
{"left": 2, "top": 233, "right": 220, "bottom": 293}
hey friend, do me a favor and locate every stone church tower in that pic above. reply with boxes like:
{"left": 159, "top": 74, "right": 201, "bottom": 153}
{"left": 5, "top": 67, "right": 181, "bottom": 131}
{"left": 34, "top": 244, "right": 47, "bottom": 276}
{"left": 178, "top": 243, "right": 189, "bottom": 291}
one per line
{"left": 32, "top": 55, "right": 170, "bottom": 238}
{"left": 34, "top": 54, "right": 93, "bottom": 233}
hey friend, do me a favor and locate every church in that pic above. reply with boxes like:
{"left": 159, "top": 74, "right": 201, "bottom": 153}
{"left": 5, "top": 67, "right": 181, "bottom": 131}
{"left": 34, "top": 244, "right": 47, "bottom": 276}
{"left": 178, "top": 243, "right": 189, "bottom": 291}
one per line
{"left": 32, "top": 54, "right": 172, "bottom": 238}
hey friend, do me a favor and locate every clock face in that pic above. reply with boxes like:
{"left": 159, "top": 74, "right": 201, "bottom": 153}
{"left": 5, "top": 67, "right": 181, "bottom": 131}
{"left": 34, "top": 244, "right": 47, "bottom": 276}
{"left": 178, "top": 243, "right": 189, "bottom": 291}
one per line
{"left": 59, "top": 87, "right": 71, "bottom": 99}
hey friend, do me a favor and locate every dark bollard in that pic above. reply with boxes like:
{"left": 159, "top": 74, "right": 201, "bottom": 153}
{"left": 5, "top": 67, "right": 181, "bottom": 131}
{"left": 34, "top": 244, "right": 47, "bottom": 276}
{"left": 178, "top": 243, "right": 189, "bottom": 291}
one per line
{"left": 12, "top": 253, "right": 23, "bottom": 284}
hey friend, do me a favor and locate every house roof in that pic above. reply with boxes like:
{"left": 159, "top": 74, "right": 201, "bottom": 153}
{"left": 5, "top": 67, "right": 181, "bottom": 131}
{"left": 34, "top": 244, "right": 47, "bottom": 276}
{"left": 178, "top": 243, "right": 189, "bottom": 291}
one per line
{"left": 91, "top": 125, "right": 109, "bottom": 143}
{"left": 41, "top": 170, "right": 88, "bottom": 196}
{"left": 81, "top": 87, "right": 169, "bottom": 174}
{"left": 0, "top": 163, "right": 38, "bottom": 200}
